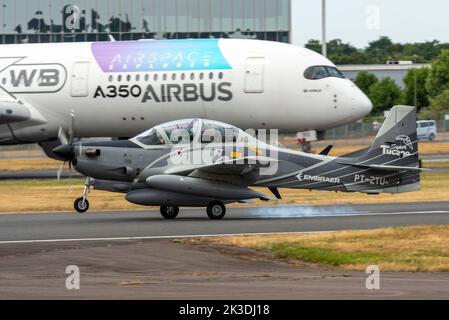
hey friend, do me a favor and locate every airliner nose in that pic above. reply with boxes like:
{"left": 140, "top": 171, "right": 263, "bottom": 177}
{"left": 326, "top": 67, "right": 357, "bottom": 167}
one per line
{"left": 351, "top": 86, "right": 373, "bottom": 119}
{"left": 360, "top": 93, "right": 373, "bottom": 115}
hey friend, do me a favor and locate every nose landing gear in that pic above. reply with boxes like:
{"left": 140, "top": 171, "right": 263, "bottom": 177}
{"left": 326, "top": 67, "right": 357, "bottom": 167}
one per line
{"left": 74, "top": 178, "right": 91, "bottom": 213}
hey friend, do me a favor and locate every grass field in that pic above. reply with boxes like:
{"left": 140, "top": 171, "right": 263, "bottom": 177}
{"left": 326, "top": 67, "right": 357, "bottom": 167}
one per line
{"left": 0, "top": 167, "right": 448, "bottom": 213}
{"left": 187, "top": 225, "right": 449, "bottom": 272}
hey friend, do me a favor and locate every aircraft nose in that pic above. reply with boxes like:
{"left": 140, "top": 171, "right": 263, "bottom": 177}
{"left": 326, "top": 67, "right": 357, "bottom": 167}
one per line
{"left": 52, "top": 144, "right": 75, "bottom": 161}
{"left": 350, "top": 86, "right": 373, "bottom": 119}
{"left": 359, "top": 92, "right": 373, "bottom": 116}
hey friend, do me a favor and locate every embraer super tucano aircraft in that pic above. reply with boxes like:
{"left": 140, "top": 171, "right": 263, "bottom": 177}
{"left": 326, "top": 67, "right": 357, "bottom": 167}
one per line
{"left": 54, "top": 105, "right": 420, "bottom": 220}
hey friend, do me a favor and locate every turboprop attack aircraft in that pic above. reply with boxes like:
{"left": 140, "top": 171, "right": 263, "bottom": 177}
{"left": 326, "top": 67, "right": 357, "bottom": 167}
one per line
{"left": 53, "top": 105, "right": 422, "bottom": 220}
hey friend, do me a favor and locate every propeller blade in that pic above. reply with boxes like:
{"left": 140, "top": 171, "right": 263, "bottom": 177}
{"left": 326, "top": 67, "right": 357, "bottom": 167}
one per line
{"left": 57, "top": 127, "right": 69, "bottom": 145}
{"left": 68, "top": 161, "right": 73, "bottom": 193}
{"left": 56, "top": 161, "right": 65, "bottom": 182}
{"left": 68, "top": 110, "right": 76, "bottom": 144}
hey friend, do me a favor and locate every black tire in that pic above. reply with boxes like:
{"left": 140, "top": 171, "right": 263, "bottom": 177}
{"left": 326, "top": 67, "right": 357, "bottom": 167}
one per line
{"left": 429, "top": 133, "right": 436, "bottom": 141}
{"left": 74, "top": 197, "right": 89, "bottom": 213}
{"left": 160, "top": 205, "right": 179, "bottom": 219}
{"left": 207, "top": 201, "right": 226, "bottom": 220}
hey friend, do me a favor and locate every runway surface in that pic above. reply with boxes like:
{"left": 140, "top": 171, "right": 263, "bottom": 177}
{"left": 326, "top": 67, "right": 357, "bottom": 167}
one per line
{"left": 1, "top": 201, "right": 449, "bottom": 243}
{"left": 1, "top": 201, "right": 449, "bottom": 299}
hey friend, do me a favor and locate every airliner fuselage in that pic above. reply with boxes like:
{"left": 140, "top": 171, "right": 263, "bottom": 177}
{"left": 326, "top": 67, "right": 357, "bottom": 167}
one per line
{"left": 0, "top": 39, "right": 372, "bottom": 153}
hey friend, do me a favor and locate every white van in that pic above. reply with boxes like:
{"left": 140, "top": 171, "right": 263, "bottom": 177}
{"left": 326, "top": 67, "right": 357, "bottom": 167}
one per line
{"left": 416, "top": 120, "right": 437, "bottom": 141}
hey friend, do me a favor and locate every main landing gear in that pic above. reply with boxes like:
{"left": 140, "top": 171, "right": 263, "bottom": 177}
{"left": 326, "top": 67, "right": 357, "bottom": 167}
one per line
{"left": 74, "top": 177, "right": 90, "bottom": 213}
{"left": 160, "top": 205, "right": 179, "bottom": 219}
{"left": 159, "top": 201, "right": 227, "bottom": 220}
{"left": 206, "top": 201, "right": 226, "bottom": 220}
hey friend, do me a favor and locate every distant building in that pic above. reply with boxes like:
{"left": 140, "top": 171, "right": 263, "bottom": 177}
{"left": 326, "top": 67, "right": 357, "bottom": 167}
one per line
{"left": 338, "top": 63, "right": 431, "bottom": 88}
{"left": 0, "top": 0, "right": 291, "bottom": 44}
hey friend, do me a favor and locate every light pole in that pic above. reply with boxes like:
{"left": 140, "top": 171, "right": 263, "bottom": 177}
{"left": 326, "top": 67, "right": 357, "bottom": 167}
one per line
{"left": 322, "top": 0, "right": 327, "bottom": 57}
{"left": 413, "top": 55, "right": 418, "bottom": 108}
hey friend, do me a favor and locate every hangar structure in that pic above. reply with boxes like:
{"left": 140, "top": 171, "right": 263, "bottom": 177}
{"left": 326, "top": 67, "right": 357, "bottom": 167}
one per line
{"left": 0, "top": 0, "right": 291, "bottom": 44}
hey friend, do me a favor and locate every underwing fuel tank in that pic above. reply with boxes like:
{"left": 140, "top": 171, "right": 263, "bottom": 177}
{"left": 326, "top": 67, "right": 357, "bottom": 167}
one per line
{"left": 145, "top": 175, "right": 266, "bottom": 200}
{"left": 125, "top": 189, "right": 216, "bottom": 206}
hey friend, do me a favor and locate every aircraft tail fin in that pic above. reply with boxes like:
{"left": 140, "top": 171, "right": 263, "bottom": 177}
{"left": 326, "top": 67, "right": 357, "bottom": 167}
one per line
{"left": 342, "top": 106, "right": 421, "bottom": 193}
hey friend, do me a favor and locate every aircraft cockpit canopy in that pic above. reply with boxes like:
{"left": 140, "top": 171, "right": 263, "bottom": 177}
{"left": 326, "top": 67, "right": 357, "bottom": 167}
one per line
{"left": 132, "top": 119, "right": 258, "bottom": 147}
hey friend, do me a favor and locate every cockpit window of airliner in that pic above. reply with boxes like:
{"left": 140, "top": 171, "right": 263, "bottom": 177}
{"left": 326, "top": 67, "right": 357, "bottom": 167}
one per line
{"left": 304, "top": 66, "right": 345, "bottom": 80}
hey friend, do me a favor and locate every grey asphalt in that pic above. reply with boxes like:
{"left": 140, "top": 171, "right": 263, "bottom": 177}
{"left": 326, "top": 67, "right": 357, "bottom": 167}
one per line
{"left": 1, "top": 202, "right": 449, "bottom": 299}
{"left": 1, "top": 201, "right": 449, "bottom": 243}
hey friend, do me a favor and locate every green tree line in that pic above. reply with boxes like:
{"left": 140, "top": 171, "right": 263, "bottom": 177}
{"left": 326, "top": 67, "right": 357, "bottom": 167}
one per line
{"left": 305, "top": 36, "right": 449, "bottom": 119}
{"left": 305, "top": 36, "right": 449, "bottom": 64}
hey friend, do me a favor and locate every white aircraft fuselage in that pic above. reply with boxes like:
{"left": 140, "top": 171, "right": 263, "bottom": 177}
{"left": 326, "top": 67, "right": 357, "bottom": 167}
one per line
{"left": 0, "top": 39, "right": 372, "bottom": 150}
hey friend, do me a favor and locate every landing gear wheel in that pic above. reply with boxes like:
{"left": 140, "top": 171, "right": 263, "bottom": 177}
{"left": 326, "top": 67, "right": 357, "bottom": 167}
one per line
{"left": 160, "top": 206, "right": 179, "bottom": 219}
{"left": 74, "top": 197, "right": 89, "bottom": 213}
{"left": 207, "top": 201, "right": 226, "bottom": 220}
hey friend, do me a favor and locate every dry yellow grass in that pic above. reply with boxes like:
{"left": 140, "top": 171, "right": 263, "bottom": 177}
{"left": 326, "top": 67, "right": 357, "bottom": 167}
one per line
{"left": 0, "top": 180, "right": 144, "bottom": 213}
{"left": 0, "top": 170, "right": 448, "bottom": 213}
{"left": 191, "top": 225, "right": 449, "bottom": 272}
{"left": 0, "top": 157, "right": 61, "bottom": 172}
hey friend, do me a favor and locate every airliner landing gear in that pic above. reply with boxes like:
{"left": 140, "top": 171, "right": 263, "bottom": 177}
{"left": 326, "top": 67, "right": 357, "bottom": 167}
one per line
{"left": 74, "top": 178, "right": 91, "bottom": 213}
{"left": 160, "top": 205, "right": 179, "bottom": 219}
{"left": 206, "top": 201, "right": 226, "bottom": 220}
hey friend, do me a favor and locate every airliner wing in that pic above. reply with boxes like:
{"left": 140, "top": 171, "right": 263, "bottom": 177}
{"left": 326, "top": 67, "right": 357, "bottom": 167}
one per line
{"left": 0, "top": 100, "right": 31, "bottom": 124}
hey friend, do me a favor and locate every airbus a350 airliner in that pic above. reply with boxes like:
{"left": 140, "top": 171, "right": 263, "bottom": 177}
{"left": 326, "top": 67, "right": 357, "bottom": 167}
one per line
{"left": 0, "top": 39, "right": 372, "bottom": 158}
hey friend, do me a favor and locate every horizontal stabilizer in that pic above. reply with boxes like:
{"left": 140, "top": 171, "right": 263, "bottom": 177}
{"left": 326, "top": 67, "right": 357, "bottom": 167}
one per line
{"left": 338, "top": 161, "right": 429, "bottom": 172}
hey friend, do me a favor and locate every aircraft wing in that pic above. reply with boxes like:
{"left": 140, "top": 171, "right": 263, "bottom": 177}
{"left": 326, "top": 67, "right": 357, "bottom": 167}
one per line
{"left": 0, "top": 100, "right": 32, "bottom": 124}
{"left": 163, "top": 156, "right": 278, "bottom": 176}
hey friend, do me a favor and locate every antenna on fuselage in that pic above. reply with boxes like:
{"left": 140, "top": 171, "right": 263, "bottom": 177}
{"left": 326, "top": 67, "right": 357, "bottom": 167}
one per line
{"left": 108, "top": 34, "right": 116, "bottom": 42}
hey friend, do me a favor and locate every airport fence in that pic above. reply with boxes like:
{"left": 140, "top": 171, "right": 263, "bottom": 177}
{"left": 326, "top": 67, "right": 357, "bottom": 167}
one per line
{"left": 324, "top": 119, "right": 449, "bottom": 141}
